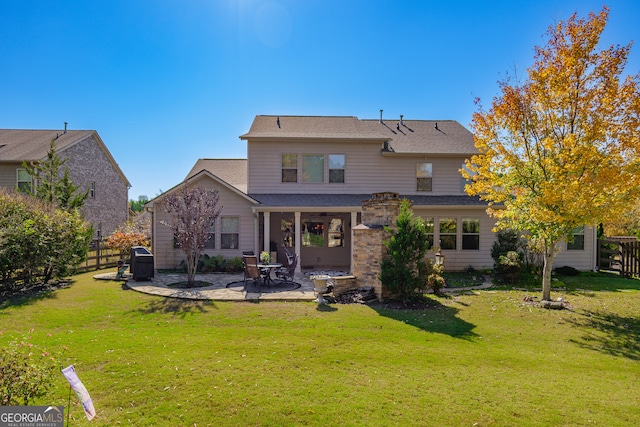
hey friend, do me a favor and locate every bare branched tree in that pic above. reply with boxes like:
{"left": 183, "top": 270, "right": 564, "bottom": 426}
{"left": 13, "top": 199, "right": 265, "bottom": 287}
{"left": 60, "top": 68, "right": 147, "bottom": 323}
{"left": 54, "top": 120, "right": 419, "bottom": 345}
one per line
{"left": 161, "top": 185, "right": 222, "bottom": 287}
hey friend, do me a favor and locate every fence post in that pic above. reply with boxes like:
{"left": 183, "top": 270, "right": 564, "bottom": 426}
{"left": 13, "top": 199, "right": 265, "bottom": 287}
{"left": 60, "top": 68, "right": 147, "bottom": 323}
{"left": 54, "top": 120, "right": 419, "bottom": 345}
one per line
{"left": 96, "top": 239, "right": 101, "bottom": 270}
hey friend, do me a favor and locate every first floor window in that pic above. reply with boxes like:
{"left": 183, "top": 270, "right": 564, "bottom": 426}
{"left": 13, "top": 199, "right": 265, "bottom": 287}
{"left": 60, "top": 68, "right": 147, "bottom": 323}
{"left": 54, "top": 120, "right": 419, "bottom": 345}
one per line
{"left": 462, "top": 218, "right": 480, "bottom": 250}
{"left": 17, "top": 169, "right": 32, "bottom": 193}
{"left": 423, "top": 217, "right": 435, "bottom": 249}
{"left": 221, "top": 217, "right": 239, "bottom": 249}
{"left": 567, "top": 226, "right": 585, "bottom": 250}
{"left": 416, "top": 163, "right": 432, "bottom": 191}
{"left": 439, "top": 218, "right": 457, "bottom": 249}
{"left": 302, "top": 154, "right": 324, "bottom": 183}
{"left": 282, "top": 154, "right": 298, "bottom": 183}
{"left": 204, "top": 222, "right": 216, "bottom": 249}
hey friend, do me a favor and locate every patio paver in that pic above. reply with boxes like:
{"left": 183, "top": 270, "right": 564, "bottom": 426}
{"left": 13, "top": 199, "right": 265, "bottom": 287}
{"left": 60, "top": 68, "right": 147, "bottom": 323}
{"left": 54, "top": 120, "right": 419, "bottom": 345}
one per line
{"left": 95, "top": 271, "right": 317, "bottom": 301}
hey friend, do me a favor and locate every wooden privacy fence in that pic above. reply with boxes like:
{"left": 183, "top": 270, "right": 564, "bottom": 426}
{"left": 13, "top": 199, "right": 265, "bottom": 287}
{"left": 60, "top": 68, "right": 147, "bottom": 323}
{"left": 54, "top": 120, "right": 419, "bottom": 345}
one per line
{"left": 597, "top": 237, "right": 640, "bottom": 278}
{"left": 77, "top": 239, "right": 122, "bottom": 272}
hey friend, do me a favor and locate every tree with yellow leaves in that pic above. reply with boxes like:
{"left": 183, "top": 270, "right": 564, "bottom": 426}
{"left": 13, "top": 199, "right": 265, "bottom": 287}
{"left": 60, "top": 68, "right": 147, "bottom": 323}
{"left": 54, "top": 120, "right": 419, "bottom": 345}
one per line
{"left": 463, "top": 7, "right": 640, "bottom": 301}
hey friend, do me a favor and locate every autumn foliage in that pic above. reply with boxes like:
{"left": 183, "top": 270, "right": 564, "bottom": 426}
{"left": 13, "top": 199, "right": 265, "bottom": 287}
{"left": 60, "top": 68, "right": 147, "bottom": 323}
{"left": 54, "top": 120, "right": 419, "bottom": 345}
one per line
{"left": 463, "top": 7, "right": 640, "bottom": 300}
{"left": 105, "top": 230, "right": 150, "bottom": 259}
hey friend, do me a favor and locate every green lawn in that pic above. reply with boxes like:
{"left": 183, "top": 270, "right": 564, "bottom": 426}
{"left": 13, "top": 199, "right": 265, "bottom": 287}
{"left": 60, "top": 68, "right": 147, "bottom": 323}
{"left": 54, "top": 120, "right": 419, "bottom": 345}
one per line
{"left": 1, "top": 271, "right": 639, "bottom": 426}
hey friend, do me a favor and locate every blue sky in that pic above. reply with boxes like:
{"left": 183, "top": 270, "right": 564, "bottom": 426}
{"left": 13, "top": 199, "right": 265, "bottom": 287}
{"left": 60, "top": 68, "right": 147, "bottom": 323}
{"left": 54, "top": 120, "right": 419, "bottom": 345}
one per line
{"left": 1, "top": 0, "right": 638, "bottom": 201}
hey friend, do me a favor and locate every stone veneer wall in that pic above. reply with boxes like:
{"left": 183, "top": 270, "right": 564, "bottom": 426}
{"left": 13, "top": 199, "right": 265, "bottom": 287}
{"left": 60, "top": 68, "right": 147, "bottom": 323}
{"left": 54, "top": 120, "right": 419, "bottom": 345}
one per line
{"left": 352, "top": 192, "right": 402, "bottom": 301}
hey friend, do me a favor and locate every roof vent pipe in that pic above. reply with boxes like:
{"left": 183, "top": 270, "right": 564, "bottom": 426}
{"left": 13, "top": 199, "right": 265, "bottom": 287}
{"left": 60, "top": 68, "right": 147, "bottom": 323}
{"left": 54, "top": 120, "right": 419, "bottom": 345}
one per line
{"left": 435, "top": 122, "right": 439, "bottom": 130}
{"left": 400, "top": 115, "right": 403, "bottom": 125}
{"left": 64, "top": 122, "right": 68, "bottom": 134}
{"left": 379, "top": 109, "right": 383, "bottom": 123}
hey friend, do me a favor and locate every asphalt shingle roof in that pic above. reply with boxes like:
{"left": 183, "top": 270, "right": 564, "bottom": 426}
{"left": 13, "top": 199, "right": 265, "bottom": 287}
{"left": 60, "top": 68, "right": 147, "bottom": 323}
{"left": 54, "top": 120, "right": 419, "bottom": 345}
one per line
{"left": 248, "top": 193, "right": 486, "bottom": 208}
{"left": 240, "top": 115, "right": 477, "bottom": 155}
{"left": 186, "top": 159, "right": 248, "bottom": 193}
{"left": 0, "top": 129, "right": 95, "bottom": 161}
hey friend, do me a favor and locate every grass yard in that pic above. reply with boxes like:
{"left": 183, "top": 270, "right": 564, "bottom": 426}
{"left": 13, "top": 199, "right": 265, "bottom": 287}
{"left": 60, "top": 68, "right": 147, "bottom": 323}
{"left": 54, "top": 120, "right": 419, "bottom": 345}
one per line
{"left": 1, "top": 271, "right": 639, "bottom": 426}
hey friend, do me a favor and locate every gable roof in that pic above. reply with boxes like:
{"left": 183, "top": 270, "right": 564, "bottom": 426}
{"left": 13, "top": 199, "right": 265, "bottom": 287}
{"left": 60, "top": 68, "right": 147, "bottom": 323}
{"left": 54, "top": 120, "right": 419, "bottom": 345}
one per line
{"left": 0, "top": 129, "right": 95, "bottom": 161}
{"left": 240, "top": 115, "right": 477, "bottom": 155}
{"left": 0, "top": 129, "right": 131, "bottom": 187}
{"left": 146, "top": 168, "right": 257, "bottom": 208}
{"left": 186, "top": 159, "right": 248, "bottom": 193}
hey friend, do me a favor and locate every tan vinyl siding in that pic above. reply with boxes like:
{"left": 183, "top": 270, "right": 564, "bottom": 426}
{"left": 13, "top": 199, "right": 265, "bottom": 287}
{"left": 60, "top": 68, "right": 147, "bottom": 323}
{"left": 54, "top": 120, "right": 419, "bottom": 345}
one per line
{"left": 554, "top": 226, "right": 596, "bottom": 271}
{"left": 247, "top": 140, "right": 470, "bottom": 195}
{"left": 152, "top": 176, "right": 256, "bottom": 270}
{"left": 0, "top": 163, "right": 21, "bottom": 189}
{"left": 413, "top": 207, "right": 497, "bottom": 271}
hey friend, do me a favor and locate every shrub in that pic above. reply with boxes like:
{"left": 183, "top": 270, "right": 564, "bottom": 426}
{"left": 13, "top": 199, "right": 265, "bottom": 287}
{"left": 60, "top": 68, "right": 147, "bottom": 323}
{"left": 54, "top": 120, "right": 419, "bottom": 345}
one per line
{"left": 0, "top": 189, "right": 93, "bottom": 286}
{"left": 555, "top": 265, "right": 580, "bottom": 276}
{"left": 0, "top": 332, "right": 63, "bottom": 405}
{"left": 498, "top": 251, "right": 522, "bottom": 284}
{"left": 380, "top": 199, "right": 442, "bottom": 303}
{"left": 491, "top": 229, "right": 525, "bottom": 275}
{"left": 105, "top": 220, "right": 150, "bottom": 261}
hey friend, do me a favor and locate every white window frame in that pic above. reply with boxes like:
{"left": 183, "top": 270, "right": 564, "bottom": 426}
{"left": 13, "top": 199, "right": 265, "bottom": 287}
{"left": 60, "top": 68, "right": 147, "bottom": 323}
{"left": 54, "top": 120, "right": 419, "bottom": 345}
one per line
{"left": 416, "top": 163, "right": 433, "bottom": 192}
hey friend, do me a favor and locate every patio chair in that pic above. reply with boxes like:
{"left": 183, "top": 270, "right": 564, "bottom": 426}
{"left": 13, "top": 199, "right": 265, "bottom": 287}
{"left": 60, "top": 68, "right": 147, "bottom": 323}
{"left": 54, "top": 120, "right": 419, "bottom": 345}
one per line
{"left": 275, "top": 253, "right": 298, "bottom": 282}
{"left": 243, "top": 255, "right": 263, "bottom": 288}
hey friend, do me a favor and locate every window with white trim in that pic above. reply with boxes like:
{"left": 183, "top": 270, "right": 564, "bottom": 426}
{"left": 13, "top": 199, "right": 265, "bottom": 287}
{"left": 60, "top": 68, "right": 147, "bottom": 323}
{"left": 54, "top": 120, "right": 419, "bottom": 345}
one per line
{"left": 416, "top": 163, "right": 432, "bottom": 191}
{"left": 302, "top": 154, "right": 324, "bottom": 183}
{"left": 17, "top": 169, "right": 32, "bottom": 193}
{"left": 281, "top": 154, "right": 298, "bottom": 183}
{"left": 567, "top": 226, "right": 585, "bottom": 250}
{"left": 462, "top": 218, "right": 480, "bottom": 250}
{"left": 439, "top": 218, "right": 457, "bottom": 250}
{"left": 204, "top": 222, "right": 216, "bottom": 249}
{"left": 461, "top": 163, "right": 476, "bottom": 193}
{"left": 221, "top": 217, "right": 239, "bottom": 249}
{"left": 424, "top": 217, "right": 435, "bottom": 250}
{"left": 328, "top": 154, "right": 345, "bottom": 183}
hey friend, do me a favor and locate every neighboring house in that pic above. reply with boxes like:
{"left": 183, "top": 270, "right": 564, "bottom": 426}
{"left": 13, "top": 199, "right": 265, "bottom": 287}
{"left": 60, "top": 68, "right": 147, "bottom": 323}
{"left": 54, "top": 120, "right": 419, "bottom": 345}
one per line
{"left": 0, "top": 129, "right": 131, "bottom": 238}
{"left": 147, "top": 115, "right": 597, "bottom": 272}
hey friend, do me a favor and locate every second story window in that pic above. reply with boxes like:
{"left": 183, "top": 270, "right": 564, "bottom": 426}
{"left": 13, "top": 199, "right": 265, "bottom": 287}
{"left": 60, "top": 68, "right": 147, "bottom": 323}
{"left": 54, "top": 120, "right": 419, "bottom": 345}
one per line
{"left": 302, "top": 154, "right": 324, "bottom": 183}
{"left": 461, "top": 163, "right": 476, "bottom": 193}
{"left": 89, "top": 182, "right": 96, "bottom": 198}
{"left": 328, "top": 154, "right": 345, "bottom": 183}
{"left": 17, "top": 169, "right": 32, "bottom": 193}
{"left": 281, "top": 154, "right": 298, "bottom": 183}
{"left": 416, "top": 163, "right": 432, "bottom": 191}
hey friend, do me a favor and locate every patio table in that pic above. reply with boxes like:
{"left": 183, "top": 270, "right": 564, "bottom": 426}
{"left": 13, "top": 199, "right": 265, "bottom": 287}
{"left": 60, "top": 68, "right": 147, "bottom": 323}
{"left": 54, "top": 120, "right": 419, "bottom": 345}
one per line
{"left": 258, "top": 263, "right": 283, "bottom": 287}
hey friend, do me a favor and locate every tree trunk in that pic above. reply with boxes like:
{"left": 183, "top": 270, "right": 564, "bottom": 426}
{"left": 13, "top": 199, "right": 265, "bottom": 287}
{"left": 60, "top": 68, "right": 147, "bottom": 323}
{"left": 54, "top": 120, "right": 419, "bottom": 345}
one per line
{"left": 541, "top": 241, "right": 557, "bottom": 301}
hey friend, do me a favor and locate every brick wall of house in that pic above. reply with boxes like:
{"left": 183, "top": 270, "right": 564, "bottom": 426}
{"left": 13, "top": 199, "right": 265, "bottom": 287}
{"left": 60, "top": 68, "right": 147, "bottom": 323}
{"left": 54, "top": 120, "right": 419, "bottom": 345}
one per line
{"left": 61, "top": 135, "right": 129, "bottom": 237}
{"left": 352, "top": 192, "right": 401, "bottom": 301}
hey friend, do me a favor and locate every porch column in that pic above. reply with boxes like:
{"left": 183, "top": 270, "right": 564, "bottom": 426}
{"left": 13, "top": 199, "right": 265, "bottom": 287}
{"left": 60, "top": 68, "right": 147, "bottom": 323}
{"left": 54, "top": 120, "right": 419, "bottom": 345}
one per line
{"left": 263, "top": 211, "right": 271, "bottom": 253}
{"left": 294, "top": 211, "right": 302, "bottom": 273}
{"left": 350, "top": 211, "right": 358, "bottom": 273}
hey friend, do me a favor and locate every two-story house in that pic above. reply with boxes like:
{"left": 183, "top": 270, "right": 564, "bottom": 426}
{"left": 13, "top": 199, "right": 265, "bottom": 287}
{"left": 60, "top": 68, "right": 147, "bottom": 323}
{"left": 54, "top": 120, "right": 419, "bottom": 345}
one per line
{"left": 147, "top": 114, "right": 597, "bottom": 272}
{"left": 0, "top": 129, "right": 131, "bottom": 238}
